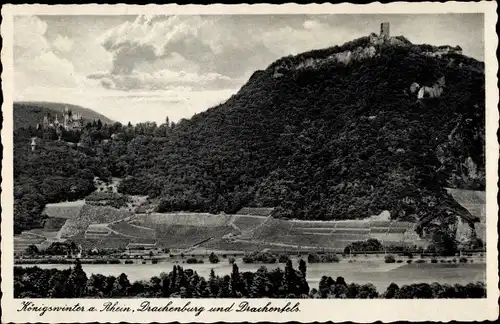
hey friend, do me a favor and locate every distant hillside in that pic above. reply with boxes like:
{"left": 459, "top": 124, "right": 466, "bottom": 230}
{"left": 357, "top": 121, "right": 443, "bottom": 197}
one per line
{"left": 14, "top": 101, "right": 114, "bottom": 129}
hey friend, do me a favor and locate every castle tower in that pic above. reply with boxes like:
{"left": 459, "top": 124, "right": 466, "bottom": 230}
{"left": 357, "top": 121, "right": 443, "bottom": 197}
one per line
{"left": 380, "top": 22, "right": 390, "bottom": 38}
{"left": 43, "top": 115, "right": 49, "bottom": 128}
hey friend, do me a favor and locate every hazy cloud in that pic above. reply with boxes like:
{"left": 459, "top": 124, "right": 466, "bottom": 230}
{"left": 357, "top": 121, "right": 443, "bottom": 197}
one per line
{"left": 52, "top": 35, "right": 73, "bottom": 53}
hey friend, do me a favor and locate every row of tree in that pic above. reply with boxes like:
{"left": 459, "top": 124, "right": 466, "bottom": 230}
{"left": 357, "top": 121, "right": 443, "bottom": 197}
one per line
{"left": 14, "top": 260, "right": 485, "bottom": 299}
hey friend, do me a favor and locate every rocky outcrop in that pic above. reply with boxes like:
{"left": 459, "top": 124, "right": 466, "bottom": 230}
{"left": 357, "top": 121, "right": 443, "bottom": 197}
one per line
{"left": 415, "top": 76, "right": 446, "bottom": 99}
{"left": 424, "top": 45, "right": 463, "bottom": 58}
{"left": 273, "top": 45, "right": 378, "bottom": 78}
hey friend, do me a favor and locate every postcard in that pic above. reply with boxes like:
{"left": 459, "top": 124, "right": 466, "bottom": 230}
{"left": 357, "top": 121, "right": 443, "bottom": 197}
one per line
{"left": 1, "top": 2, "right": 498, "bottom": 323}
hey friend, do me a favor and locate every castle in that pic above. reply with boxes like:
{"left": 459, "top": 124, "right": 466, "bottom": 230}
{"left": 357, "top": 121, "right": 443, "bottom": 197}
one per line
{"left": 37, "top": 107, "right": 84, "bottom": 132}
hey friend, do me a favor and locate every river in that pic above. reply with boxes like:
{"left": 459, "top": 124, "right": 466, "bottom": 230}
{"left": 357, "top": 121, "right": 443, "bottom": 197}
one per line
{"left": 20, "top": 259, "right": 485, "bottom": 291}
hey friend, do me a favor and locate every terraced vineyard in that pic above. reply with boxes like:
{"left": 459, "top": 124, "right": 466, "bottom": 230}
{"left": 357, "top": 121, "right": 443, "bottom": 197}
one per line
{"left": 109, "top": 221, "right": 156, "bottom": 239}
{"left": 231, "top": 215, "right": 268, "bottom": 232}
{"left": 60, "top": 205, "right": 133, "bottom": 238}
{"left": 14, "top": 233, "right": 46, "bottom": 253}
{"left": 236, "top": 217, "right": 422, "bottom": 251}
{"left": 71, "top": 232, "right": 155, "bottom": 250}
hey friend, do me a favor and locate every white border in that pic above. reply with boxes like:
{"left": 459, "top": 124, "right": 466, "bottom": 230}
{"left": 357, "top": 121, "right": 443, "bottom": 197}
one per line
{"left": 1, "top": 2, "right": 498, "bottom": 323}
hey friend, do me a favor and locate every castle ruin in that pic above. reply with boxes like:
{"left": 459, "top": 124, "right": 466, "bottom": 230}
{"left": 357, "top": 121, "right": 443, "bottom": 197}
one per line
{"left": 380, "top": 22, "right": 390, "bottom": 38}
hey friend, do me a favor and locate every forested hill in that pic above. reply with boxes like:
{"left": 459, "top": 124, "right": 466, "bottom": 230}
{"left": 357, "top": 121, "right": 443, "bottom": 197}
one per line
{"left": 14, "top": 102, "right": 114, "bottom": 129}
{"left": 123, "top": 35, "right": 485, "bottom": 223}
{"left": 14, "top": 34, "right": 485, "bottom": 236}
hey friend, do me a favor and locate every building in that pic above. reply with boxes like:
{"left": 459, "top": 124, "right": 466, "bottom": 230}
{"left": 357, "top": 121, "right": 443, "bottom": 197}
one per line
{"left": 380, "top": 22, "right": 390, "bottom": 38}
{"left": 38, "top": 106, "right": 84, "bottom": 132}
{"left": 30, "top": 137, "right": 40, "bottom": 152}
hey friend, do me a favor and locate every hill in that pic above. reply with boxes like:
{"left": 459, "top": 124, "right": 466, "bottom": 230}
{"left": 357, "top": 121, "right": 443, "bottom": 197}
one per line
{"left": 13, "top": 31, "right": 485, "bottom": 247}
{"left": 14, "top": 101, "right": 114, "bottom": 129}
{"left": 118, "top": 34, "right": 485, "bottom": 226}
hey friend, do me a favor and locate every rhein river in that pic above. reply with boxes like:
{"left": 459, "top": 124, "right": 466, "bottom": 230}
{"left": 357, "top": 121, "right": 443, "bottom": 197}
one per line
{"left": 21, "top": 259, "right": 486, "bottom": 291}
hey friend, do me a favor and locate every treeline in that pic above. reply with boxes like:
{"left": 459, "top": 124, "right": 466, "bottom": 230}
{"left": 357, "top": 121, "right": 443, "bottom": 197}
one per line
{"left": 14, "top": 260, "right": 486, "bottom": 299}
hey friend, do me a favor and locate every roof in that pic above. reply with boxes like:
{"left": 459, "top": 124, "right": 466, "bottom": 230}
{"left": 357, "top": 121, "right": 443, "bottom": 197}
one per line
{"left": 236, "top": 207, "right": 275, "bottom": 216}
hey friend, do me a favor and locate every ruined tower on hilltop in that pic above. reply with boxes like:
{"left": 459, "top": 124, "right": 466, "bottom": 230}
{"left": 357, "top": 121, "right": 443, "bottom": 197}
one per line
{"left": 380, "top": 22, "right": 390, "bottom": 38}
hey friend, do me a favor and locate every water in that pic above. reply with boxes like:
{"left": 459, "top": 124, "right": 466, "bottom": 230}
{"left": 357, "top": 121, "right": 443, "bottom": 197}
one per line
{"left": 20, "top": 260, "right": 485, "bottom": 291}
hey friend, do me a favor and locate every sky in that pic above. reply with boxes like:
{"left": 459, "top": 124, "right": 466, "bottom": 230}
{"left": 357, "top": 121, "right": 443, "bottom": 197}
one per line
{"left": 13, "top": 14, "right": 484, "bottom": 125}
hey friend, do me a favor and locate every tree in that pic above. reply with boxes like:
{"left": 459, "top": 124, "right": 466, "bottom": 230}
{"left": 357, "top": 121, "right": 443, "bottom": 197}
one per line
{"left": 25, "top": 244, "right": 39, "bottom": 255}
{"left": 111, "top": 273, "right": 131, "bottom": 297}
{"left": 65, "top": 259, "right": 88, "bottom": 297}
{"left": 209, "top": 252, "right": 220, "bottom": 264}
{"left": 299, "top": 259, "right": 307, "bottom": 279}
{"left": 383, "top": 283, "right": 400, "bottom": 299}
{"left": 230, "top": 263, "right": 242, "bottom": 297}
{"left": 208, "top": 269, "right": 219, "bottom": 297}
{"left": 384, "top": 254, "right": 396, "bottom": 263}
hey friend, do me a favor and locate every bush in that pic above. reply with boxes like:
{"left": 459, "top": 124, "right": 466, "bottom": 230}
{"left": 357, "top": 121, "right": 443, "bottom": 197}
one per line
{"left": 396, "top": 260, "right": 403, "bottom": 263}
{"left": 278, "top": 254, "right": 290, "bottom": 263}
{"left": 321, "top": 253, "right": 340, "bottom": 263}
{"left": 222, "top": 254, "right": 227, "bottom": 259}
{"left": 209, "top": 252, "right": 219, "bottom": 264}
{"left": 307, "top": 252, "right": 321, "bottom": 263}
{"left": 452, "top": 258, "right": 457, "bottom": 263}
{"left": 459, "top": 257, "right": 468, "bottom": 263}
{"left": 406, "top": 260, "right": 412, "bottom": 264}
{"left": 124, "top": 260, "right": 133, "bottom": 264}
{"left": 431, "top": 259, "right": 438, "bottom": 263}
{"left": 415, "top": 259, "right": 426, "bottom": 264}
{"left": 228, "top": 256, "right": 236, "bottom": 264}
{"left": 384, "top": 255, "right": 396, "bottom": 263}
{"left": 243, "top": 251, "right": 277, "bottom": 264}
{"left": 186, "top": 257, "right": 199, "bottom": 264}
{"left": 151, "top": 259, "right": 158, "bottom": 264}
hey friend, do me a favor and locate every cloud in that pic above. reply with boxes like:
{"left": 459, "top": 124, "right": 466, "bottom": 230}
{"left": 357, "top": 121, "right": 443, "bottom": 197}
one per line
{"left": 94, "top": 14, "right": 368, "bottom": 93}
{"left": 13, "top": 16, "right": 80, "bottom": 90}
{"left": 87, "top": 69, "right": 234, "bottom": 91}
{"left": 52, "top": 35, "right": 73, "bottom": 53}
{"left": 94, "top": 15, "right": 273, "bottom": 91}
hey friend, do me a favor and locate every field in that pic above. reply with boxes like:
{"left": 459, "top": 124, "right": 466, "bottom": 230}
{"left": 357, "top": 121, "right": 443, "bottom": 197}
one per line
{"left": 109, "top": 221, "right": 156, "bottom": 239}
{"left": 66, "top": 210, "right": 424, "bottom": 252}
{"left": 42, "top": 217, "right": 68, "bottom": 231}
{"left": 132, "top": 212, "right": 233, "bottom": 227}
{"left": 14, "top": 233, "right": 46, "bottom": 253}
{"left": 236, "top": 207, "right": 275, "bottom": 216}
{"left": 231, "top": 215, "right": 267, "bottom": 232}
{"left": 43, "top": 200, "right": 85, "bottom": 219}
{"left": 155, "top": 225, "right": 238, "bottom": 248}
